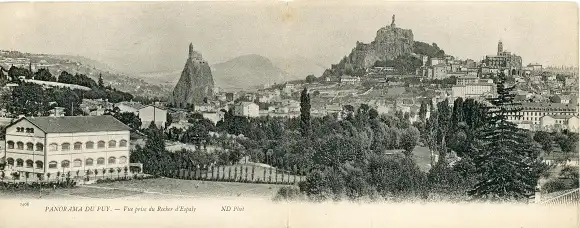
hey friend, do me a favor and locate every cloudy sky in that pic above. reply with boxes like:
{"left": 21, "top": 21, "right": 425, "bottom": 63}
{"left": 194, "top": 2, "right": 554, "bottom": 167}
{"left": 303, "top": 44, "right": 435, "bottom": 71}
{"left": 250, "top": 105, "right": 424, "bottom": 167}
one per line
{"left": 0, "top": 1, "right": 577, "bottom": 74}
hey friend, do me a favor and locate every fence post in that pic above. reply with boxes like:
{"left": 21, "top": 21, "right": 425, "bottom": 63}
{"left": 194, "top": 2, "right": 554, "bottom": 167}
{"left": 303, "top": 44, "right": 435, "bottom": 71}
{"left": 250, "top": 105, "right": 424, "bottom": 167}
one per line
{"left": 234, "top": 166, "right": 238, "bottom": 181}
{"left": 216, "top": 165, "right": 220, "bottom": 181}
{"left": 204, "top": 165, "right": 209, "bottom": 180}
{"left": 263, "top": 167, "right": 267, "bottom": 184}
{"left": 251, "top": 166, "right": 255, "bottom": 182}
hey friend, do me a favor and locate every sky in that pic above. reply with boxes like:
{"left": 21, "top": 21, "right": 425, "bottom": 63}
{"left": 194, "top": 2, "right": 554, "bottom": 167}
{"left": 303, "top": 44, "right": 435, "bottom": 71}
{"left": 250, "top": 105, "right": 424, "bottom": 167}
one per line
{"left": 0, "top": 1, "right": 577, "bottom": 75}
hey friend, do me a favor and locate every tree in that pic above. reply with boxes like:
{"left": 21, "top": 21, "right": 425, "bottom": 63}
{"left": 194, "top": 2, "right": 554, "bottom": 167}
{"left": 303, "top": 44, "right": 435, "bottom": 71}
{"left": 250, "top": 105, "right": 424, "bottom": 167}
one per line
{"left": 305, "top": 75, "right": 317, "bottom": 83}
{"left": 165, "top": 112, "right": 173, "bottom": 128}
{"left": 300, "top": 87, "right": 312, "bottom": 138}
{"left": 113, "top": 112, "right": 142, "bottom": 130}
{"left": 400, "top": 126, "right": 420, "bottom": 157}
{"left": 418, "top": 100, "right": 428, "bottom": 123}
{"left": 33, "top": 68, "right": 56, "bottom": 81}
{"left": 8, "top": 83, "right": 49, "bottom": 117}
{"left": 98, "top": 73, "right": 104, "bottom": 88}
{"left": 436, "top": 99, "right": 452, "bottom": 159}
{"left": 57, "top": 71, "right": 75, "bottom": 84}
{"left": 469, "top": 73, "right": 544, "bottom": 202}
{"left": 8, "top": 66, "right": 31, "bottom": 80}
{"left": 533, "top": 131, "right": 553, "bottom": 154}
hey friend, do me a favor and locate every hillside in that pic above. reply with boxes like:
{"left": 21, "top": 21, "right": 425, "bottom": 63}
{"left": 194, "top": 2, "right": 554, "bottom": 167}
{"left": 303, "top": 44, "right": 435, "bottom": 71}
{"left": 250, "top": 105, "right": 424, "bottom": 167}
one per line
{"left": 320, "top": 15, "right": 446, "bottom": 80}
{"left": 0, "top": 50, "right": 171, "bottom": 98}
{"left": 211, "top": 54, "right": 291, "bottom": 90}
{"left": 271, "top": 55, "right": 327, "bottom": 78}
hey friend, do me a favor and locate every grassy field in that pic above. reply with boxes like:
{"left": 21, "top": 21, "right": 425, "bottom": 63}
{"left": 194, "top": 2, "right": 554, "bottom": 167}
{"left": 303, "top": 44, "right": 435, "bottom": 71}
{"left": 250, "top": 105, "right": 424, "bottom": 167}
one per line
{"left": 0, "top": 177, "right": 288, "bottom": 200}
{"left": 411, "top": 146, "right": 433, "bottom": 172}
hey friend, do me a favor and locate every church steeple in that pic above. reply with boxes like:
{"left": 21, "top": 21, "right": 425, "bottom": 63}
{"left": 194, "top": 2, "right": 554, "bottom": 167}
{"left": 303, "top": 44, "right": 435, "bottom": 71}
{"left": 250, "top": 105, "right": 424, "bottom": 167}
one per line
{"left": 497, "top": 40, "right": 503, "bottom": 55}
{"left": 188, "top": 43, "right": 194, "bottom": 59}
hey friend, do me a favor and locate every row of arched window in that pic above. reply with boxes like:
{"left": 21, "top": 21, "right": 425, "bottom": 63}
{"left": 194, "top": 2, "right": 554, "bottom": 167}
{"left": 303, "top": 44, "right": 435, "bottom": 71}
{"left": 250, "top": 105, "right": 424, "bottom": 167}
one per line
{"left": 6, "top": 156, "right": 128, "bottom": 169}
{"left": 7, "top": 140, "right": 128, "bottom": 151}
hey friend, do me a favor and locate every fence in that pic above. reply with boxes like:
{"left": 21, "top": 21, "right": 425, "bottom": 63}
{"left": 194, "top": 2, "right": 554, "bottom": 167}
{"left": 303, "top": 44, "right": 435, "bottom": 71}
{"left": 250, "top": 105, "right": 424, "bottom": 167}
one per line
{"left": 170, "top": 164, "right": 305, "bottom": 185}
{"left": 0, "top": 170, "right": 146, "bottom": 185}
{"left": 539, "top": 188, "right": 580, "bottom": 206}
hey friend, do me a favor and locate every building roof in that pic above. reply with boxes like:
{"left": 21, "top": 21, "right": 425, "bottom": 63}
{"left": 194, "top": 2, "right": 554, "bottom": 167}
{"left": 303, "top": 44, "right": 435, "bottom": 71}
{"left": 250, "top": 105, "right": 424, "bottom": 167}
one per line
{"left": 235, "top": 101, "right": 258, "bottom": 106}
{"left": 117, "top": 102, "right": 146, "bottom": 110}
{"left": 542, "top": 115, "right": 579, "bottom": 120}
{"left": 14, "top": 115, "right": 131, "bottom": 133}
{"left": 508, "top": 102, "right": 578, "bottom": 110}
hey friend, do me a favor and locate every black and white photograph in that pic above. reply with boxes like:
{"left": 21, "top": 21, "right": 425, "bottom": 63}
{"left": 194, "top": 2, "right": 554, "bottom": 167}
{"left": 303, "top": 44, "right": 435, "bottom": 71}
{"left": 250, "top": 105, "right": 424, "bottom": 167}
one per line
{"left": 0, "top": 1, "right": 578, "bottom": 227}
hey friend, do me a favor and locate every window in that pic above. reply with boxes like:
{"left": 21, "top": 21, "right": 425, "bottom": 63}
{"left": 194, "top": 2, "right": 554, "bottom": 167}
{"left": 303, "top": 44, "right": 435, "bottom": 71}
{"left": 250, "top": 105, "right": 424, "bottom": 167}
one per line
{"left": 25, "top": 159, "right": 33, "bottom": 168}
{"left": 25, "top": 128, "right": 34, "bottom": 133}
{"left": 7, "top": 141, "right": 14, "bottom": 149}
{"left": 6, "top": 158, "right": 14, "bottom": 166}
{"left": 119, "top": 156, "right": 127, "bottom": 164}
{"left": 119, "top": 140, "right": 128, "bottom": 147}
{"left": 36, "top": 143, "right": 43, "bottom": 151}
{"left": 61, "top": 160, "right": 70, "bottom": 168}
{"left": 86, "top": 158, "right": 94, "bottom": 166}
{"left": 16, "top": 142, "right": 24, "bottom": 150}
{"left": 86, "top": 141, "right": 94, "bottom": 149}
{"left": 16, "top": 127, "right": 24, "bottom": 132}
{"left": 26, "top": 142, "right": 34, "bottom": 151}
{"left": 97, "top": 157, "right": 105, "bottom": 165}
{"left": 62, "top": 143, "right": 70, "bottom": 151}
{"left": 108, "top": 140, "right": 117, "bottom": 148}
{"left": 36, "top": 161, "right": 43, "bottom": 169}
{"left": 16, "top": 158, "right": 23, "bottom": 167}
{"left": 49, "top": 143, "right": 58, "bottom": 151}
{"left": 108, "top": 157, "right": 116, "bottom": 164}
{"left": 73, "top": 159, "right": 82, "bottom": 167}
{"left": 48, "top": 161, "right": 57, "bottom": 169}
{"left": 74, "top": 142, "right": 82, "bottom": 150}
{"left": 97, "top": 141, "right": 106, "bottom": 149}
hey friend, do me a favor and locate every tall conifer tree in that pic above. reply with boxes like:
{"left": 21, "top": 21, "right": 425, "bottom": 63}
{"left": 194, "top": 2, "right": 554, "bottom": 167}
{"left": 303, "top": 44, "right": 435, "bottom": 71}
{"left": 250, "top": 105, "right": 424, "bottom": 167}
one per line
{"left": 469, "top": 73, "right": 543, "bottom": 201}
{"left": 300, "top": 87, "right": 312, "bottom": 138}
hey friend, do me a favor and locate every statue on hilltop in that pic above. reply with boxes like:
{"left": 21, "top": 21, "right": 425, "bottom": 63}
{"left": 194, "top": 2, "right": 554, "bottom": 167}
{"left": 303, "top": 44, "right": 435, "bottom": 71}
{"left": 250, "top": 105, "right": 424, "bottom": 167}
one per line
{"left": 391, "top": 14, "right": 396, "bottom": 27}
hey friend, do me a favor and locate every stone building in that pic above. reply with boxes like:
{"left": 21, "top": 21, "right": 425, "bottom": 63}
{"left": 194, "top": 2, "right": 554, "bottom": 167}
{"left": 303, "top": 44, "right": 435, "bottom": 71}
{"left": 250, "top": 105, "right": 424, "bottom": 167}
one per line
{"left": 3, "top": 116, "right": 131, "bottom": 180}
{"left": 232, "top": 102, "right": 259, "bottom": 118}
{"left": 483, "top": 41, "right": 523, "bottom": 76}
{"left": 505, "top": 102, "right": 579, "bottom": 129}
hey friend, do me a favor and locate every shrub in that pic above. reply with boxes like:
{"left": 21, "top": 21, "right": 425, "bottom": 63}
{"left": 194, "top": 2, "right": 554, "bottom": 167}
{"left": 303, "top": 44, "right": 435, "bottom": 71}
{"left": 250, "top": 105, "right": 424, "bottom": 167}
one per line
{"left": 273, "top": 186, "right": 303, "bottom": 201}
{"left": 542, "top": 179, "right": 569, "bottom": 193}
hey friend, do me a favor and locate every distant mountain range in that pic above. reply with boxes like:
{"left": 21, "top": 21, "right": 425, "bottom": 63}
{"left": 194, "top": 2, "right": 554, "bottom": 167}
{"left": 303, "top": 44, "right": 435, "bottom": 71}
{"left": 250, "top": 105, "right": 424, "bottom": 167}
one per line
{"left": 139, "top": 54, "right": 326, "bottom": 91}
{"left": 211, "top": 54, "right": 288, "bottom": 90}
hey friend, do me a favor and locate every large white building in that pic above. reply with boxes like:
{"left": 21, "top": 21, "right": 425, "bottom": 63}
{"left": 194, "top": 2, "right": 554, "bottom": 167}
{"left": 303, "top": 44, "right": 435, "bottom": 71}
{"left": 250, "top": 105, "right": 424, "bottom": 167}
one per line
{"left": 505, "top": 102, "right": 579, "bottom": 131}
{"left": 233, "top": 102, "right": 259, "bottom": 118}
{"left": 116, "top": 102, "right": 167, "bottom": 128}
{"left": 138, "top": 105, "right": 167, "bottom": 128}
{"left": 539, "top": 115, "right": 579, "bottom": 132}
{"left": 3, "top": 116, "right": 131, "bottom": 180}
{"left": 452, "top": 77, "right": 496, "bottom": 98}
{"left": 340, "top": 76, "right": 361, "bottom": 84}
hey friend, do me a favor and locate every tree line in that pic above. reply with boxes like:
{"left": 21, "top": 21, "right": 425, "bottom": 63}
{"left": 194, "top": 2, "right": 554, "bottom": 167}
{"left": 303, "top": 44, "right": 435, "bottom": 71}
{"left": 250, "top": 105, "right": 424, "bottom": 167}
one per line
{"left": 2, "top": 67, "right": 134, "bottom": 117}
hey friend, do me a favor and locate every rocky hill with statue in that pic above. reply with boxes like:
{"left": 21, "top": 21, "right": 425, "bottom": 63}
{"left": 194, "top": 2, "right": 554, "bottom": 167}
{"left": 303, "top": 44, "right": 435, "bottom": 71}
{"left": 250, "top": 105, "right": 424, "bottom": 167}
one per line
{"left": 322, "top": 15, "right": 446, "bottom": 79}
